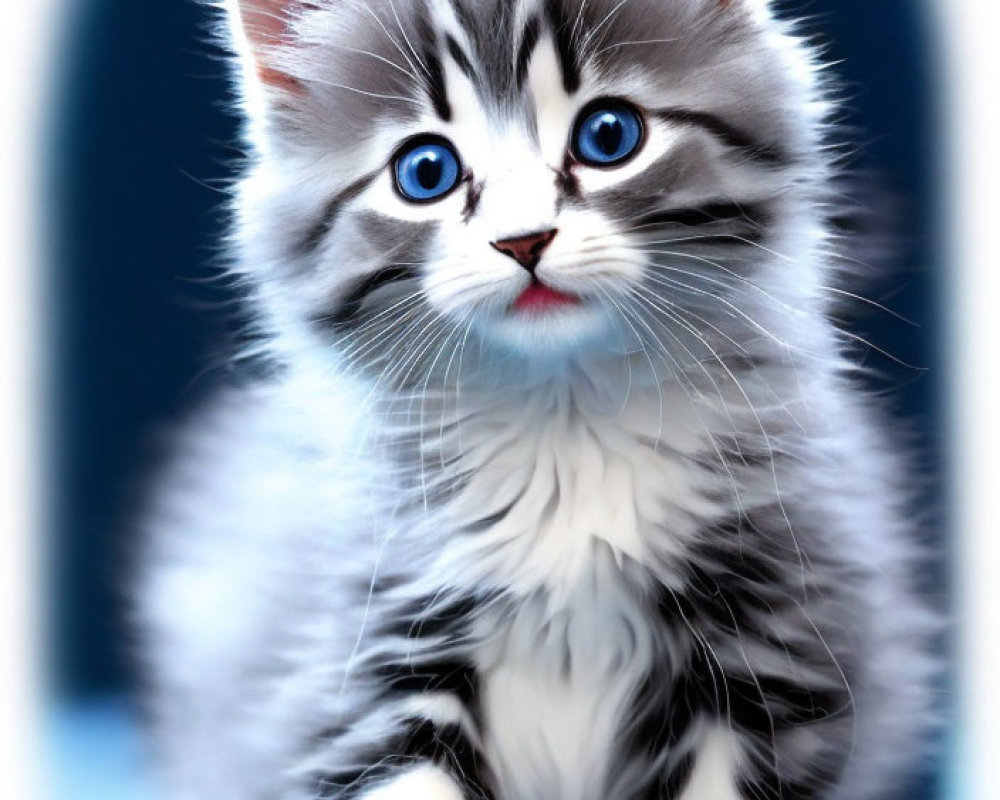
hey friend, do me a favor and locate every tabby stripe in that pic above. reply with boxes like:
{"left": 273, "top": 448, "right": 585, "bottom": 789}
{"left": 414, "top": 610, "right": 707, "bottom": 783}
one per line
{"left": 654, "top": 108, "right": 787, "bottom": 165}
{"left": 637, "top": 751, "right": 695, "bottom": 800}
{"left": 515, "top": 15, "right": 541, "bottom": 90}
{"left": 646, "top": 575, "right": 852, "bottom": 790}
{"left": 543, "top": 0, "right": 581, "bottom": 93}
{"left": 396, "top": 719, "right": 491, "bottom": 796}
{"left": 379, "top": 594, "right": 483, "bottom": 640}
{"left": 297, "top": 169, "right": 382, "bottom": 255}
{"left": 623, "top": 646, "right": 707, "bottom": 799}
{"left": 414, "top": 6, "right": 452, "bottom": 121}
{"left": 321, "top": 594, "right": 490, "bottom": 797}
{"left": 319, "top": 719, "right": 493, "bottom": 799}
{"left": 424, "top": 49, "right": 452, "bottom": 121}
{"left": 376, "top": 658, "right": 479, "bottom": 705}
{"left": 312, "top": 265, "right": 419, "bottom": 330}
{"left": 445, "top": 34, "right": 475, "bottom": 80}
{"left": 447, "top": 0, "right": 479, "bottom": 43}
{"left": 660, "top": 752, "right": 696, "bottom": 799}
{"left": 725, "top": 674, "right": 848, "bottom": 733}
{"left": 634, "top": 201, "right": 770, "bottom": 233}
{"left": 461, "top": 498, "right": 519, "bottom": 532}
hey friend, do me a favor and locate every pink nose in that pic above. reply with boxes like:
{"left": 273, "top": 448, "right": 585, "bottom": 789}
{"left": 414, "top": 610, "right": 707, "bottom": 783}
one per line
{"left": 490, "top": 229, "right": 558, "bottom": 272}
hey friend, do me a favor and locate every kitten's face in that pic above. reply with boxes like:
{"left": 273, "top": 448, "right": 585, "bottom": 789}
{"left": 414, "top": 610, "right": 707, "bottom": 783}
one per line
{"left": 234, "top": 0, "right": 826, "bottom": 378}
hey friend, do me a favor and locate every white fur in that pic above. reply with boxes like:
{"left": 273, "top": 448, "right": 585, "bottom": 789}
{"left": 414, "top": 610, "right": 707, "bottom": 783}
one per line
{"left": 677, "top": 727, "right": 743, "bottom": 800}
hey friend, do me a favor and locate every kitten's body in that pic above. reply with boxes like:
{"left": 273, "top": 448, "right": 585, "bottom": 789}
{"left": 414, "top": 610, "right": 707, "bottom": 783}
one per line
{"left": 139, "top": 2, "right": 939, "bottom": 799}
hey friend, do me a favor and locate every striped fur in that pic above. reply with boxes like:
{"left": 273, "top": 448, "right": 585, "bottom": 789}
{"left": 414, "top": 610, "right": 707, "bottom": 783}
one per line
{"left": 137, "top": 2, "right": 941, "bottom": 799}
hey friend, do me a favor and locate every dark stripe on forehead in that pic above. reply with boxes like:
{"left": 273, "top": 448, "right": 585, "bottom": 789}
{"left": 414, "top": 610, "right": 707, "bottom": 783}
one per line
{"left": 543, "top": 0, "right": 581, "bottom": 94}
{"left": 424, "top": 50, "right": 452, "bottom": 122}
{"left": 654, "top": 108, "right": 787, "bottom": 166}
{"left": 445, "top": 34, "right": 475, "bottom": 81}
{"left": 447, "top": 0, "right": 479, "bottom": 41}
{"left": 414, "top": 6, "right": 452, "bottom": 121}
{"left": 296, "top": 169, "right": 382, "bottom": 255}
{"left": 515, "top": 15, "right": 541, "bottom": 90}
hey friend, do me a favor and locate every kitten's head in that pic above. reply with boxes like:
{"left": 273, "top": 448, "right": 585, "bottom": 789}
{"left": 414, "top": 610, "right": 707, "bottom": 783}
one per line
{"left": 226, "top": 0, "right": 833, "bottom": 384}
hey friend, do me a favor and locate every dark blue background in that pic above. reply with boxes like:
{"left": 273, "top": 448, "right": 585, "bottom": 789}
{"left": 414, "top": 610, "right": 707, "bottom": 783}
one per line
{"left": 49, "top": 1, "right": 947, "bottom": 795}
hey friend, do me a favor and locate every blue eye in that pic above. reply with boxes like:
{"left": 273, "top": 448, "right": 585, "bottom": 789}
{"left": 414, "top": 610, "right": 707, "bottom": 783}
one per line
{"left": 394, "top": 137, "right": 462, "bottom": 202}
{"left": 572, "top": 101, "right": 644, "bottom": 167}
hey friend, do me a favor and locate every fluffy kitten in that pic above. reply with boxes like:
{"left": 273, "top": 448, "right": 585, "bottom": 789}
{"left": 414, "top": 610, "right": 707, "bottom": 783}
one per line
{"left": 137, "top": 1, "right": 940, "bottom": 799}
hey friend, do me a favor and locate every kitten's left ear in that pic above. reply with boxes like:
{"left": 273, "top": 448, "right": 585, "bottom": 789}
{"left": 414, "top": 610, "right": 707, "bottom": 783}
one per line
{"left": 231, "top": 0, "right": 316, "bottom": 94}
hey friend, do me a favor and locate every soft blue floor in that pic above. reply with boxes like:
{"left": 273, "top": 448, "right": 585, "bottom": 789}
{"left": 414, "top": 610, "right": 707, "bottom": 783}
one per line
{"left": 47, "top": 695, "right": 960, "bottom": 800}
{"left": 46, "top": 697, "right": 158, "bottom": 800}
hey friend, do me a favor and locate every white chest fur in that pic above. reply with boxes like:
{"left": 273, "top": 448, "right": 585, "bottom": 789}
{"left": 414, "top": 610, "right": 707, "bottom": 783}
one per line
{"left": 425, "top": 371, "right": 728, "bottom": 601}
{"left": 399, "top": 373, "right": 728, "bottom": 798}
{"left": 473, "top": 573, "right": 661, "bottom": 800}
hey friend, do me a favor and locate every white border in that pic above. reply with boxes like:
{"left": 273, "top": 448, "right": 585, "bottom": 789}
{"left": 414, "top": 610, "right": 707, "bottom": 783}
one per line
{"left": 945, "top": 1, "right": 1000, "bottom": 798}
{"left": 1, "top": 2, "right": 996, "bottom": 799}
{"left": 0, "top": 2, "right": 58, "bottom": 799}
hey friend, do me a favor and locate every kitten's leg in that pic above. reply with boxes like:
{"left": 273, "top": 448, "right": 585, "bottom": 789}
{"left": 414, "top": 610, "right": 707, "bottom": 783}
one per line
{"left": 312, "top": 595, "right": 494, "bottom": 799}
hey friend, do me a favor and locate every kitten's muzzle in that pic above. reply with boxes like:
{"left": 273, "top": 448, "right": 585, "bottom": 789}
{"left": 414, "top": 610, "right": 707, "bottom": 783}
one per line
{"left": 490, "top": 229, "right": 558, "bottom": 273}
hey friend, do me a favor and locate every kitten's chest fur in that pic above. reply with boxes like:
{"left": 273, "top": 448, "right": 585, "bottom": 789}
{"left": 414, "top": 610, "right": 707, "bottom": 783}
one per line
{"left": 472, "top": 577, "right": 670, "bottom": 800}
{"left": 397, "top": 374, "right": 728, "bottom": 798}
{"left": 423, "top": 370, "right": 729, "bottom": 599}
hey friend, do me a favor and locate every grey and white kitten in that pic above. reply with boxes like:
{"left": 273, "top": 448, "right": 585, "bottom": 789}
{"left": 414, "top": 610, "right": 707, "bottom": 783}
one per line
{"left": 138, "top": 1, "right": 940, "bottom": 799}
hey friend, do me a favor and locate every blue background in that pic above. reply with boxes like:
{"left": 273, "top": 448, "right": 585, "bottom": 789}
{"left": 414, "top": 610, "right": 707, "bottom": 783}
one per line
{"left": 47, "top": 1, "right": 948, "bottom": 797}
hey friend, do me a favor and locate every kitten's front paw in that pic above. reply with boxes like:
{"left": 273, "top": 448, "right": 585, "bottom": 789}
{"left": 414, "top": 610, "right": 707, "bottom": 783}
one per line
{"left": 358, "top": 765, "right": 466, "bottom": 800}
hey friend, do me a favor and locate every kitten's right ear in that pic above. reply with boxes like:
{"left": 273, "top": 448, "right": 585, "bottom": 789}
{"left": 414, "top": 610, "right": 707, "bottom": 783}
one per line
{"left": 230, "top": 0, "right": 315, "bottom": 94}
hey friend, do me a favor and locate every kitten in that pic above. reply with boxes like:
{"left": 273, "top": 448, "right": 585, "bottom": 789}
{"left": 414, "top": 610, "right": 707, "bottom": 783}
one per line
{"left": 137, "top": 1, "right": 940, "bottom": 799}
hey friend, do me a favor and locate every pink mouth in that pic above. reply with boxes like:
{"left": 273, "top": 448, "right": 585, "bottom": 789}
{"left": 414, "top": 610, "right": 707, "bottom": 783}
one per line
{"left": 512, "top": 282, "right": 580, "bottom": 313}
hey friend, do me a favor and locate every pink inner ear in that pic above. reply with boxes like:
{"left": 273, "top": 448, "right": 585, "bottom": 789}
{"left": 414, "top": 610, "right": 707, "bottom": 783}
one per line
{"left": 238, "top": 0, "right": 305, "bottom": 93}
